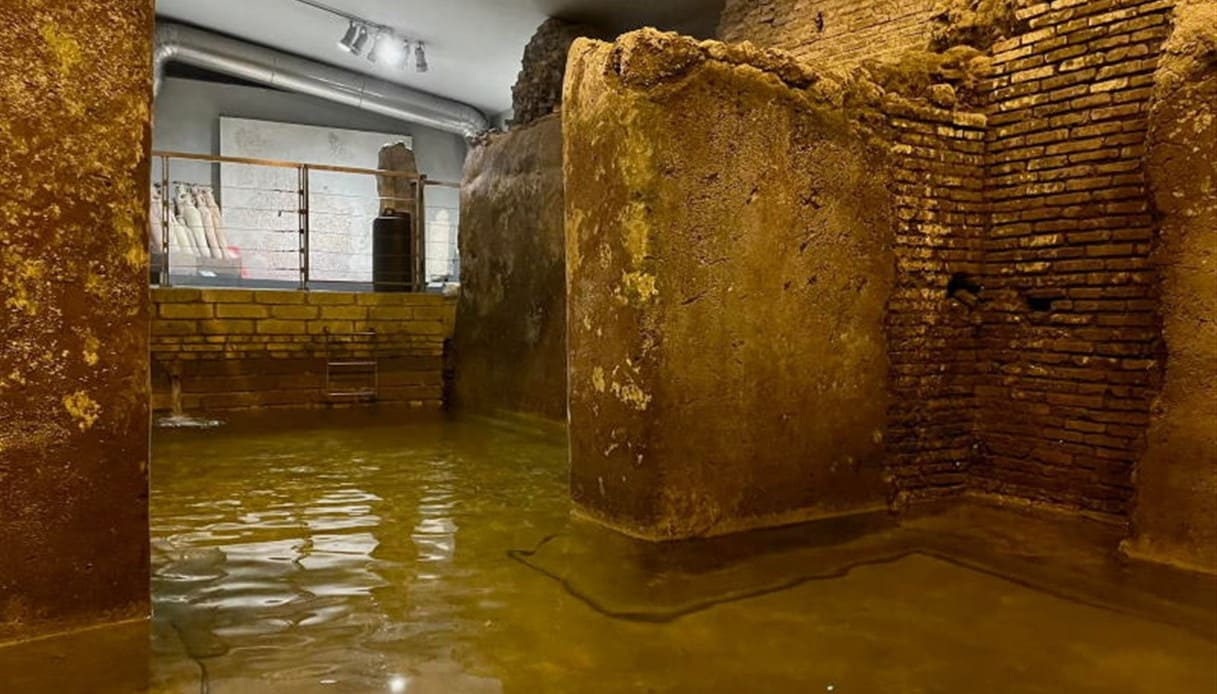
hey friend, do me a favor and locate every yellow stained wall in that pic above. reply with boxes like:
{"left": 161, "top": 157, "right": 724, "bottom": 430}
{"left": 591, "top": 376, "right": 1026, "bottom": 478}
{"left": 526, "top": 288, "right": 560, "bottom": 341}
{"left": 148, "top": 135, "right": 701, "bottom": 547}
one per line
{"left": 0, "top": 0, "right": 154, "bottom": 642}
{"left": 151, "top": 289, "right": 455, "bottom": 411}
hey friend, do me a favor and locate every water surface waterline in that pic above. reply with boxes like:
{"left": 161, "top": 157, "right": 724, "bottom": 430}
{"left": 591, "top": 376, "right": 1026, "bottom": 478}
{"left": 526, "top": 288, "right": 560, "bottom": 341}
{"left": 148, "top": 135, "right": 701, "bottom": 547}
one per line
{"left": 0, "top": 408, "right": 1213, "bottom": 692}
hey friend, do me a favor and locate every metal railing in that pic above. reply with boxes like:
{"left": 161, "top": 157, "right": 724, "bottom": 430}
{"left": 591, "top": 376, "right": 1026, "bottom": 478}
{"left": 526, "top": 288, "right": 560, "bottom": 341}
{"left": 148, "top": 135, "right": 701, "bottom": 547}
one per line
{"left": 151, "top": 150, "right": 460, "bottom": 291}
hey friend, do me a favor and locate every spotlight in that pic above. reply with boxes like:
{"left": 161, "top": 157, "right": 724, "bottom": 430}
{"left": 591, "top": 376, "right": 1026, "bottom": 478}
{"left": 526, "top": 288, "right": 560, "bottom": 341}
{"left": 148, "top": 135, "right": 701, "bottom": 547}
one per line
{"left": 340, "top": 22, "right": 370, "bottom": 56}
{"left": 370, "top": 32, "right": 407, "bottom": 67}
{"left": 337, "top": 21, "right": 361, "bottom": 53}
{"left": 414, "top": 41, "right": 428, "bottom": 73}
{"left": 398, "top": 39, "right": 411, "bottom": 70}
{"left": 367, "top": 29, "right": 386, "bottom": 62}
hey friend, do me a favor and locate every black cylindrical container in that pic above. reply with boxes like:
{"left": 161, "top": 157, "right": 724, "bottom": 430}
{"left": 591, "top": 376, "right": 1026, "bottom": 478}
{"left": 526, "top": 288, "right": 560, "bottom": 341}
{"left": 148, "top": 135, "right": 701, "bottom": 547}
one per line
{"left": 372, "top": 212, "right": 413, "bottom": 292}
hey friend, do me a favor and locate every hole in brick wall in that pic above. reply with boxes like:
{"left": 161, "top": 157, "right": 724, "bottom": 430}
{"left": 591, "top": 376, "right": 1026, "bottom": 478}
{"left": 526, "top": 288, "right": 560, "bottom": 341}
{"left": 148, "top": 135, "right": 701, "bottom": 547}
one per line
{"left": 946, "top": 272, "right": 981, "bottom": 308}
{"left": 1025, "top": 294, "right": 1059, "bottom": 312}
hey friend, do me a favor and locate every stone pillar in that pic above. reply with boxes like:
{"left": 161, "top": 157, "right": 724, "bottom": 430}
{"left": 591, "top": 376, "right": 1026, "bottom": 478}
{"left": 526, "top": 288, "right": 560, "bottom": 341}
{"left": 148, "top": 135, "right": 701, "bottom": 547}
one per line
{"left": 0, "top": 0, "right": 153, "bottom": 640}
{"left": 377, "top": 141, "right": 419, "bottom": 217}
{"left": 1125, "top": 0, "right": 1217, "bottom": 574}
{"left": 563, "top": 30, "right": 894, "bottom": 540}
{"left": 452, "top": 114, "right": 567, "bottom": 419}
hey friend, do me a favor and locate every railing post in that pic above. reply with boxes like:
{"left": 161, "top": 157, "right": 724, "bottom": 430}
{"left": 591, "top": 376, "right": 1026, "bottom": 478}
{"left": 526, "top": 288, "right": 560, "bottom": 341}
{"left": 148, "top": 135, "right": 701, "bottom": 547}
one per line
{"left": 299, "top": 164, "right": 310, "bottom": 290}
{"left": 415, "top": 174, "right": 426, "bottom": 293}
{"left": 160, "top": 154, "right": 171, "bottom": 286}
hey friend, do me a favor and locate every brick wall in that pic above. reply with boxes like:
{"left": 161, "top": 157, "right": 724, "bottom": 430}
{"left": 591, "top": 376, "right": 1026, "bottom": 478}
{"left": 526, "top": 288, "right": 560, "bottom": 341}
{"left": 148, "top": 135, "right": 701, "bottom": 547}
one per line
{"left": 885, "top": 100, "right": 988, "bottom": 504}
{"left": 719, "top": 0, "right": 939, "bottom": 68}
{"left": 510, "top": 19, "right": 602, "bottom": 128}
{"left": 974, "top": 0, "right": 1172, "bottom": 515}
{"left": 151, "top": 288, "right": 455, "bottom": 412}
{"left": 720, "top": 0, "right": 1181, "bottom": 521}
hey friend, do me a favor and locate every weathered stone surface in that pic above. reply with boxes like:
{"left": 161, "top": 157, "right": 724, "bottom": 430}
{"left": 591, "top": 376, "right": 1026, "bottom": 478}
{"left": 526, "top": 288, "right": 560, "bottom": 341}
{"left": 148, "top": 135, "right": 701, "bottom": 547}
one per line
{"left": 510, "top": 18, "right": 602, "bottom": 128}
{"left": 928, "top": 0, "right": 1026, "bottom": 52}
{"left": 0, "top": 0, "right": 153, "bottom": 640}
{"left": 1126, "top": 0, "right": 1217, "bottom": 574}
{"left": 564, "top": 30, "right": 894, "bottom": 539}
{"left": 376, "top": 142, "right": 418, "bottom": 217}
{"left": 712, "top": 0, "right": 1217, "bottom": 571}
{"left": 452, "top": 115, "right": 567, "bottom": 420}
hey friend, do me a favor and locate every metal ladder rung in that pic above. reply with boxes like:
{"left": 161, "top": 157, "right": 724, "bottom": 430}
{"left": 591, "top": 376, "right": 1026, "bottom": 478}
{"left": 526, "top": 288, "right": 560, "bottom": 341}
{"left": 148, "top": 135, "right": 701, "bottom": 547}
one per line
{"left": 323, "top": 328, "right": 378, "bottom": 402}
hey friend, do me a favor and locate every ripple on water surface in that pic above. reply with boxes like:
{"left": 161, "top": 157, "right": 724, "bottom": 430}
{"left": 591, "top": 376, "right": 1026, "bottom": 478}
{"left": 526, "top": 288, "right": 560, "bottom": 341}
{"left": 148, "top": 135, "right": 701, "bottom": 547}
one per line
{"left": 31, "top": 407, "right": 1195, "bottom": 693}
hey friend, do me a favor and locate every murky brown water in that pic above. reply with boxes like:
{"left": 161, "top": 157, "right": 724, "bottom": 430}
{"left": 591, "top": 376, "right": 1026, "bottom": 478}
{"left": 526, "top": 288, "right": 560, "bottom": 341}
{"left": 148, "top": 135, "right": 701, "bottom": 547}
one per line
{"left": 2, "top": 408, "right": 1215, "bottom": 693}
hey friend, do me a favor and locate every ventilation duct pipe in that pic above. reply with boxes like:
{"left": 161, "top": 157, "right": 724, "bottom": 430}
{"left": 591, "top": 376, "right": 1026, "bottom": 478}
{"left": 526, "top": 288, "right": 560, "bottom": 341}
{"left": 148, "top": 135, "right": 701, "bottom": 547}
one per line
{"left": 153, "top": 22, "right": 489, "bottom": 139}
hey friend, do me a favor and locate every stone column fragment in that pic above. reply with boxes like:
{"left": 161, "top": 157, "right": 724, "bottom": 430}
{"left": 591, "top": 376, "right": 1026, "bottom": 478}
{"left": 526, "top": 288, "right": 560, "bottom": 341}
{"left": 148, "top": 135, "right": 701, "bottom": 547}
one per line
{"left": 563, "top": 30, "right": 896, "bottom": 539}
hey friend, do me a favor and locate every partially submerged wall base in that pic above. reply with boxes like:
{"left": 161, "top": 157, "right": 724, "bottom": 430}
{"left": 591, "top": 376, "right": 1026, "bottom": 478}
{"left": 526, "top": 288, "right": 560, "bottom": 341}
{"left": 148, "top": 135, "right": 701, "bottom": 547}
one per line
{"left": 151, "top": 289, "right": 454, "bottom": 412}
{"left": 563, "top": 31, "right": 948, "bottom": 539}
{"left": 1124, "top": 0, "right": 1217, "bottom": 574}
{"left": 451, "top": 115, "right": 567, "bottom": 420}
{"left": 0, "top": 0, "right": 153, "bottom": 642}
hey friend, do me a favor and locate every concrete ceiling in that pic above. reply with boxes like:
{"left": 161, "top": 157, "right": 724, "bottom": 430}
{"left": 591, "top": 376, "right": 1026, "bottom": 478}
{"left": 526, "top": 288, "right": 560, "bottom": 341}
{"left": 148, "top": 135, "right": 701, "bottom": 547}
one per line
{"left": 155, "top": 0, "right": 725, "bottom": 116}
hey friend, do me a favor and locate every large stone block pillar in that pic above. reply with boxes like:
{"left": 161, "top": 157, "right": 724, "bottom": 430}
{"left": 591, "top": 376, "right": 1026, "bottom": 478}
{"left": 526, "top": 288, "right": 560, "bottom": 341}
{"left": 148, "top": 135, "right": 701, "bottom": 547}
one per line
{"left": 563, "top": 30, "right": 894, "bottom": 539}
{"left": 452, "top": 115, "right": 567, "bottom": 420}
{"left": 0, "top": 0, "right": 153, "bottom": 640}
{"left": 1125, "top": 0, "right": 1217, "bottom": 574}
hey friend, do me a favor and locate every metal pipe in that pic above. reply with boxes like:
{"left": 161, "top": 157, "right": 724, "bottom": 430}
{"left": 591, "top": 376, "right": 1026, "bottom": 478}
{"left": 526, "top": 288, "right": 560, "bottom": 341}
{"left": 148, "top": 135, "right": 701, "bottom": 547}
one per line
{"left": 153, "top": 22, "right": 489, "bottom": 139}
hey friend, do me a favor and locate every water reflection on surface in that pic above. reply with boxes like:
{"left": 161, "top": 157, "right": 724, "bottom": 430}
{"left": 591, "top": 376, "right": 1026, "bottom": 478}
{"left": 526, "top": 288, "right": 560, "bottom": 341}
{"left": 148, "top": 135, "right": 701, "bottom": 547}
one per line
{"left": 1, "top": 408, "right": 1214, "bottom": 693}
{"left": 149, "top": 410, "right": 544, "bottom": 693}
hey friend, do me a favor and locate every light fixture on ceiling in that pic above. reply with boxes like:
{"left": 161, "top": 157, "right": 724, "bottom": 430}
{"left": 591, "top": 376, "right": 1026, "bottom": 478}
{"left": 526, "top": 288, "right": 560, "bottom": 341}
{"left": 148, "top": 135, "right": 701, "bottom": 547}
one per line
{"left": 368, "top": 30, "right": 397, "bottom": 64}
{"left": 398, "top": 39, "right": 412, "bottom": 71}
{"left": 367, "top": 29, "right": 383, "bottom": 62}
{"left": 299, "top": 0, "right": 428, "bottom": 71}
{"left": 414, "top": 42, "right": 428, "bottom": 73}
{"left": 337, "top": 21, "right": 369, "bottom": 55}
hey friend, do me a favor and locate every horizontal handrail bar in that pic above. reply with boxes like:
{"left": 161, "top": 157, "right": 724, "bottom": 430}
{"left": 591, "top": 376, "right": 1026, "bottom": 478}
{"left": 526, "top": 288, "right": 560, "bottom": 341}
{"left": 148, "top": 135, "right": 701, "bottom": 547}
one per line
{"left": 154, "top": 150, "right": 461, "bottom": 188}
{"left": 152, "top": 150, "right": 420, "bottom": 179}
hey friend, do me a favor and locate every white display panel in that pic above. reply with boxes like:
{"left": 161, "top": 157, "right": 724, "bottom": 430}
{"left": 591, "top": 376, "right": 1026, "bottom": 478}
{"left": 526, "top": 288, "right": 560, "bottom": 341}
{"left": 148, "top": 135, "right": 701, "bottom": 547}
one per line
{"left": 219, "top": 117, "right": 413, "bottom": 284}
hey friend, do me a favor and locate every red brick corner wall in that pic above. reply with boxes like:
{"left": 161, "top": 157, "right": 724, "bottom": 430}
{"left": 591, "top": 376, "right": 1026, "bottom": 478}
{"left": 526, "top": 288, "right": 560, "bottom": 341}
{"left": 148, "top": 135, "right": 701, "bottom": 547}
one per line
{"left": 974, "top": 0, "right": 1171, "bottom": 516}
{"left": 720, "top": 0, "right": 1194, "bottom": 528}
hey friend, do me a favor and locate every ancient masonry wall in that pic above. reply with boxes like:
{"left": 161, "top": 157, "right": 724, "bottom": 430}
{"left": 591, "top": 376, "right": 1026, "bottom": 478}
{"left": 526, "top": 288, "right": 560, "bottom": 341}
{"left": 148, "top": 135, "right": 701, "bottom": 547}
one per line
{"left": 719, "top": 0, "right": 1206, "bottom": 528}
{"left": 451, "top": 115, "right": 567, "bottom": 420}
{"left": 510, "top": 19, "right": 602, "bottom": 127}
{"left": 885, "top": 101, "right": 987, "bottom": 504}
{"left": 974, "top": 0, "right": 1171, "bottom": 516}
{"left": 562, "top": 30, "right": 1000, "bottom": 538}
{"left": 721, "top": 5, "right": 993, "bottom": 505}
{"left": 1125, "top": 0, "right": 1217, "bottom": 574}
{"left": 151, "top": 289, "right": 454, "bottom": 412}
{"left": 0, "top": 0, "right": 154, "bottom": 641}
{"left": 719, "top": 0, "right": 940, "bottom": 69}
